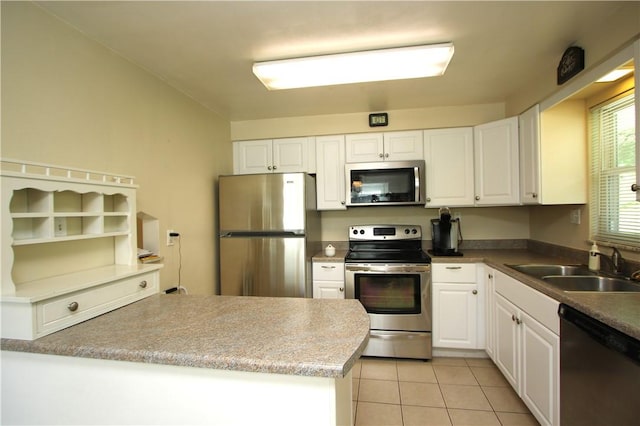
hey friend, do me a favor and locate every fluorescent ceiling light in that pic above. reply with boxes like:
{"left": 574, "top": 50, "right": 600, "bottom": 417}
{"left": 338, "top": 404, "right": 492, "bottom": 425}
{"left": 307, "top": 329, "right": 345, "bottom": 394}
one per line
{"left": 596, "top": 68, "right": 633, "bottom": 82}
{"left": 253, "top": 43, "right": 454, "bottom": 90}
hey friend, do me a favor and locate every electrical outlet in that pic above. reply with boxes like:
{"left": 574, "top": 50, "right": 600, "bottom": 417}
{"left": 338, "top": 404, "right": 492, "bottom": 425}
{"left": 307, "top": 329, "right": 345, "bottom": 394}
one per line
{"left": 54, "top": 217, "right": 67, "bottom": 236}
{"left": 569, "top": 209, "right": 581, "bottom": 225}
{"left": 167, "top": 229, "right": 175, "bottom": 246}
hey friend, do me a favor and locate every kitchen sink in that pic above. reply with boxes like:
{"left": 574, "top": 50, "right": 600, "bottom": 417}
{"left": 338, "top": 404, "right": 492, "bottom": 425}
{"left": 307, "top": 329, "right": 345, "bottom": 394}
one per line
{"left": 542, "top": 276, "right": 640, "bottom": 292}
{"left": 507, "top": 264, "right": 595, "bottom": 278}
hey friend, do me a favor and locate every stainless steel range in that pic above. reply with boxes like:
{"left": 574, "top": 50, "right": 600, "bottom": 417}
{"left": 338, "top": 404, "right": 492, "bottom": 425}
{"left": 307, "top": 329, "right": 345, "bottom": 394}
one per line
{"left": 345, "top": 225, "right": 432, "bottom": 360}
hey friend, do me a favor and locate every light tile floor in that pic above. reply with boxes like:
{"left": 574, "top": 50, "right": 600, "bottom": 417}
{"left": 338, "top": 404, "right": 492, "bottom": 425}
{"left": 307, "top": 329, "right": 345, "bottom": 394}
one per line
{"left": 352, "top": 357, "right": 539, "bottom": 426}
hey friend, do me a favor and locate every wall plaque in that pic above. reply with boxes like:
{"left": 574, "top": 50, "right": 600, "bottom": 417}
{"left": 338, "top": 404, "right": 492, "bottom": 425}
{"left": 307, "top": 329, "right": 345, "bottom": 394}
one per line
{"left": 557, "top": 46, "right": 585, "bottom": 85}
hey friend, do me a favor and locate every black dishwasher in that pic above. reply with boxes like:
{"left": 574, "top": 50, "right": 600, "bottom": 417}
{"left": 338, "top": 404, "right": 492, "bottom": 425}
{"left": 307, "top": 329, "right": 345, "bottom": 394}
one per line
{"left": 559, "top": 304, "right": 640, "bottom": 426}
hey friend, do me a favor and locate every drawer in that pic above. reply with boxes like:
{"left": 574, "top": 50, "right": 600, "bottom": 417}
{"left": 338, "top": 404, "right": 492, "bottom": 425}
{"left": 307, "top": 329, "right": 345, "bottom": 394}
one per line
{"left": 37, "top": 272, "right": 158, "bottom": 335}
{"left": 432, "top": 263, "right": 477, "bottom": 283}
{"left": 313, "top": 262, "right": 345, "bottom": 282}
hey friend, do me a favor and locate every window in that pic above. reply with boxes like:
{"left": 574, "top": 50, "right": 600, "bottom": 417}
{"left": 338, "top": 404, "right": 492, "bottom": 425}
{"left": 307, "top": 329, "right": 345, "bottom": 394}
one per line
{"left": 589, "top": 92, "right": 639, "bottom": 248}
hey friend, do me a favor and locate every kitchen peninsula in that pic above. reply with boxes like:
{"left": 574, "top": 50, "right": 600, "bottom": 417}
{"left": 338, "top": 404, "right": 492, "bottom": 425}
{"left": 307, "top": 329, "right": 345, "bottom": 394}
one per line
{"left": 1, "top": 295, "right": 370, "bottom": 425}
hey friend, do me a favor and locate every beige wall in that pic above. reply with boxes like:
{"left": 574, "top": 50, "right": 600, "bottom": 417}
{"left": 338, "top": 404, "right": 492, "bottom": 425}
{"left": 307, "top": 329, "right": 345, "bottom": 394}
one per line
{"left": 506, "top": 2, "right": 640, "bottom": 115}
{"left": 529, "top": 75, "right": 640, "bottom": 263}
{"left": 322, "top": 206, "right": 530, "bottom": 243}
{"left": 231, "top": 103, "right": 505, "bottom": 141}
{"left": 1, "top": 2, "right": 233, "bottom": 295}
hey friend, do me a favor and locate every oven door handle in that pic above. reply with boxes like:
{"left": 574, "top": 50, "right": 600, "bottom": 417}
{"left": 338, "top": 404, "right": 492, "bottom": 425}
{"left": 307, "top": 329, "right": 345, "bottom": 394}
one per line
{"left": 345, "top": 265, "right": 431, "bottom": 273}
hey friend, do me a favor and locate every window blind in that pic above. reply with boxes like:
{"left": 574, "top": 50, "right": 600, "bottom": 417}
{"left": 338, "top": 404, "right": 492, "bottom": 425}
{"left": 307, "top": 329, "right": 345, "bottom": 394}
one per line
{"left": 589, "top": 92, "right": 639, "bottom": 247}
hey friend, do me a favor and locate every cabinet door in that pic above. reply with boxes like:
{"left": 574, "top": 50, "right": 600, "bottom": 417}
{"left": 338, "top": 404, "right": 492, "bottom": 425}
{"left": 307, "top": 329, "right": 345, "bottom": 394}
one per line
{"left": 635, "top": 39, "right": 640, "bottom": 202}
{"left": 345, "top": 133, "right": 384, "bottom": 163}
{"left": 273, "top": 137, "right": 310, "bottom": 173}
{"left": 233, "top": 140, "right": 273, "bottom": 174}
{"left": 383, "top": 130, "right": 424, "bottom": 161}
{"left": 313, "top": 281, "right": 345, "bottom": 299}
{"left": 315, "top": 135, "right": 347, "bottom": 210}
{"left": 432, "top": 283, "right": 478, "bottom": 349}
{"left": 484, "top": 268, "right": 496, "bottom": 361}
{"left": 473, "top": 117, "right": 520, "bottom": 205}
{"left": 494, "top": 293, "right": 519, "bottom": 390}
{"left": 519, "top": 105, "right": 541, "bottom": 204}
{"left": 423, "top": 128, "right": 475, "bottom": 207}
{"left": 521, "top": 311, "right": 559, "bottom": 426}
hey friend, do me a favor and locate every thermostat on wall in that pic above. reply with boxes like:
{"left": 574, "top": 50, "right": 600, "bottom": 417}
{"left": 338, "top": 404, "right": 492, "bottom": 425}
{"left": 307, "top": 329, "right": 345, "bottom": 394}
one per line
{"left": 369, "top": 112, "right": 388, "bottom": 127}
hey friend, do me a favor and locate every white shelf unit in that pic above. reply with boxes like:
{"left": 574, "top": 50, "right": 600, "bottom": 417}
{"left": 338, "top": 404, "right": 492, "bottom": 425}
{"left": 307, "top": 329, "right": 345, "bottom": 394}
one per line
{"left": 1, "top": 159, "right": 161, "bottom": 340}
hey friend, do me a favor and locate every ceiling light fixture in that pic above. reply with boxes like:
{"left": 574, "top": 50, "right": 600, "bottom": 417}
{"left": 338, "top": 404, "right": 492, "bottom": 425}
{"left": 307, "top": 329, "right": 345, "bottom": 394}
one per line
{"left": 252, "top": 43, "right": 455, "bottom": 90}
{"left": 596, "top": 68, "right": 633, "bottom": 82}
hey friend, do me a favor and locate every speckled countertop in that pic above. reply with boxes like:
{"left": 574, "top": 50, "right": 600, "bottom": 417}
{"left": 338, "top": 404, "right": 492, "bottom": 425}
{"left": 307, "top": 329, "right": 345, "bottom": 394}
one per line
{"left": 1, "top": 295, "right": 370, "bottom": 378}
{"left": 314, "top": 248, "right": 640, "bottom": 341}
{"left": 433, "top": 250, "right": 640, "bottom": 341}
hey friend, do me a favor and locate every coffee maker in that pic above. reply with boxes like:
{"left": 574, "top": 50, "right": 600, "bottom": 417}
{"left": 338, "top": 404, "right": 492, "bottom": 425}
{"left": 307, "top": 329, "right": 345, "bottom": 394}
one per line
{"left": 430, "top": 207, "right": 463, "bottom": 256}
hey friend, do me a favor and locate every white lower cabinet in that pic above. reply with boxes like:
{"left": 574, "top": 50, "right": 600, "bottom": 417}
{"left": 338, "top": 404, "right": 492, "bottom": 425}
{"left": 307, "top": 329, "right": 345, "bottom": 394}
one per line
{"left": 312, "top": 261, "right": 345, "bottom": 299}
{"left": 432, "top": 263, "right": 484, "bottom": 349}
{"left": 484, "top": 267, "right": 496, "bottom": 360}
{"left": 493, "top": 269, "right": 559, "bottom": 426}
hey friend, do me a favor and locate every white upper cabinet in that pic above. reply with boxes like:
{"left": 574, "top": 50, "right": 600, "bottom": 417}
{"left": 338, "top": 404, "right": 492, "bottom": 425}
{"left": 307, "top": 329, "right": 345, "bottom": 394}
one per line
{"left": 233, "top": 137, "right": 314, "bottom": 175}
{"left": 345, "top": 133, "right": 383, "bottom": 163}
{"left": 315, "top": 135, "right": 347, "bottom": 210}
{"left": 345, "top": 130, "right": 423, "bottom": 163}
{"left": 635, "top": 39, "right": 640, "bottom": 202}
{"left": 520, "top": 103, "right": 587, "bottom": 205}
{"left": 473, "top": 117, "right": 520, "bottom": 205}
{"left": 423, "top": 127, "right": 475, "bottom": 207}
{"left": 519, "top": 105, "right": 541, "bottom": 204}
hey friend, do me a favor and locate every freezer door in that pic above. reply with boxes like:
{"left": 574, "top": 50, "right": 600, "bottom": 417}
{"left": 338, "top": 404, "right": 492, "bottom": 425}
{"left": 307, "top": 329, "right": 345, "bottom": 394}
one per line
{"left": 220, "top": 236, "right": 308, "bottom": 297}
{"left": 219, "top": 173, "right": 306, "bottom": 233}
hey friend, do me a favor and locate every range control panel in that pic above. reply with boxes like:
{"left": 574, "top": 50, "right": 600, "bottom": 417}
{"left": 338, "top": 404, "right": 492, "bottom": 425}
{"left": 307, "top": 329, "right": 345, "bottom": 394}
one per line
{"left": 349, "top": 225, "right": 422, "bottom": 240}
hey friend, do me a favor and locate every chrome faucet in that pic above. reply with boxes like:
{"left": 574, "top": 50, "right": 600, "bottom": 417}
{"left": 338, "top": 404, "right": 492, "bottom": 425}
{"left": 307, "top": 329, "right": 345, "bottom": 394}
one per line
{"left": 610, "top": 248, "right": 624, "bottom": 275}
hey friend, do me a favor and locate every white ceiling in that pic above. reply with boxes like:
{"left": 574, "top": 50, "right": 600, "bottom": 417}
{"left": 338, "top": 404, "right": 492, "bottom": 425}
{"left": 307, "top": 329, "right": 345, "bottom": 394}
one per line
{"left": 36, "top": 1, "right": 630, "bottom": 121}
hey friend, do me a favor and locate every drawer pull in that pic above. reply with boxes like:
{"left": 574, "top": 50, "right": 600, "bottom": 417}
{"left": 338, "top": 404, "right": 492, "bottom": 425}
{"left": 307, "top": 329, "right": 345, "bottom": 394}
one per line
{"left": 67, "top": 301, "right": 79, "bottom": 312}
{"left": 321, "top": 266, "right": 336, "bottom": 269}
{"left": 445, "top": 266, "right": 462, "bottom": 270}
{"left": 139, "top": 280, "right": 148, "bottom": 288}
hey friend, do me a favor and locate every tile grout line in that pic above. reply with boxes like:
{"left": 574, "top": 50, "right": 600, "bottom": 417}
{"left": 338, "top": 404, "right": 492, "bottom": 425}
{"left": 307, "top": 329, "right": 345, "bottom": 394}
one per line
{"left": 354, "top": 357, "right": 537, "bottom": 425}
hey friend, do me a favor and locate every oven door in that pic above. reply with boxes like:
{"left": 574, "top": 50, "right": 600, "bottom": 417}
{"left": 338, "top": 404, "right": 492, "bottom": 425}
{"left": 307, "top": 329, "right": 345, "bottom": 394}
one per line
{"left": 345, "top": 264, "right": 431, "bottom": 332}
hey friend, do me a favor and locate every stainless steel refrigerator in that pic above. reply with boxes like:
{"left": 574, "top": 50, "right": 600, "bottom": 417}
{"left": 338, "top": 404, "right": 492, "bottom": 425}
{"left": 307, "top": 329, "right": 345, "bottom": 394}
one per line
{"left": 218, "top": 173, "right": 321, "bottom": 297}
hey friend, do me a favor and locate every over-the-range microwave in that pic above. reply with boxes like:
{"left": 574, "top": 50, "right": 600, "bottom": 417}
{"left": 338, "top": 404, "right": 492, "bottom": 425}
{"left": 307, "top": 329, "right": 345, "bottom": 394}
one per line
{"left": 345, "top": 160, "right": 426, "bottom": 207}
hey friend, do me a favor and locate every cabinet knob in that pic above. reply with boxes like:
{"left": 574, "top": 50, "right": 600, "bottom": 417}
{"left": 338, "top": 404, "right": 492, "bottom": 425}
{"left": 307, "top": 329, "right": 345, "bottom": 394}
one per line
{"left": 378, "top": 153, "right": 384, "bottom": 158}
{"left": 340, "top": 201, "right": 346, "bottom": 205}
{"left": 472, "top": 289, "right": 478, "bottom": 295}
{"left": 272, "top": 165, "right": 277, "bottom": 170}
{"left": 67, "top": 301, "right": 79, "bottom": 312}
{"left": 426, "top": 197, "right": 431, "bottom": 202}
{"left": 488, "top": 273, "right": 493, "bottom": 279}
{"left": 339, "top": 287, "right": 344, "bottom": 292}
{"left": 384, "top": 153, "right": 389, "bottom": 158}
{"left": 632, "top": 183, "right": 639, "bottom": 192}
{"left": 267, "top": 166, "right": 272, "bottom": 171}
{"left": 139, "top": 280, "right": 148, "bottom": 288}
{"left": 532, "top": 193, "right": 538, "bottom": 198}
{"left": 475, "top": 196, "right": 480, "bottom": 201}
{"left": 511, "top": 314, "right": 516, "bottom": 322}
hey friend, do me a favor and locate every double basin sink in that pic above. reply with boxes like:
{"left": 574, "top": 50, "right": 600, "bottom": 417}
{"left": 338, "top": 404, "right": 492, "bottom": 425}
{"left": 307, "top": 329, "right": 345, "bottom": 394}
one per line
{"left": 507, "top": 264, "right": 640, "bottom": 293}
